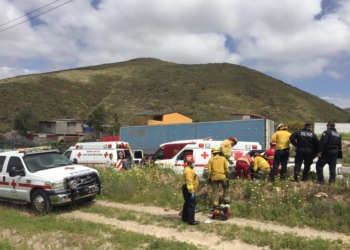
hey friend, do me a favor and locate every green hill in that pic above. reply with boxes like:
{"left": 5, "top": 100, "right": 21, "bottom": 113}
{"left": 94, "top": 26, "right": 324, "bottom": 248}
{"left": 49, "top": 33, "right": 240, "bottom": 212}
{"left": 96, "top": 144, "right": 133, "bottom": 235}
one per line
{"left": 0, "top": 58, "right": 349, "bottom": 132}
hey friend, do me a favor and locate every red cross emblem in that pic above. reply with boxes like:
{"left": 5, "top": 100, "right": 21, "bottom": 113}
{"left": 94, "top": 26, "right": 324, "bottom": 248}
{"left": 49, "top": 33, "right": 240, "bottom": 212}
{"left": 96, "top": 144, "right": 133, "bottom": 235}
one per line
{"left": 11, "top": 179, "right": 16, "bottom": 189}
{"left": 64, "top": 167, "right": 75, "bottom": 170}
{"left": 77, "top": 152, "right": 82, "bottom": 158}
{"left": 104, "top": 152, "right": 109, "bottom": 158}
{"left": 201, "top": 151, "right": 209, "bottom": 159}
{"left": 118, "top": 151, "right": 124, "bottom": 158}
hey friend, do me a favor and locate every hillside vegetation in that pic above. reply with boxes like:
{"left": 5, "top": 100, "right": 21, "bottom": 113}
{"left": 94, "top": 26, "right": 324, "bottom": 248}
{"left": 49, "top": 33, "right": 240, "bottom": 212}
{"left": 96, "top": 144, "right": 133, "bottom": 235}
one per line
{"left": 0, "top": 58, "right": 349, "bottom": 132}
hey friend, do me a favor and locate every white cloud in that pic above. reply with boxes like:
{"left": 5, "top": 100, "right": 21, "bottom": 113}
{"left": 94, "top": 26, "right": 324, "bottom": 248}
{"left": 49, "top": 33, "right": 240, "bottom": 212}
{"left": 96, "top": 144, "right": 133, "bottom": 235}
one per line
{"left": 322, "top": 96, "right": 350, "bottom": 109}
{"left": 0, "top": 67, "right": 38, "bottom": 79}
{"left": 0, "top": 0, "right": 350, "bottom": 89}
{"left": 325, "top": 70, "right": 343, "bottom": 79}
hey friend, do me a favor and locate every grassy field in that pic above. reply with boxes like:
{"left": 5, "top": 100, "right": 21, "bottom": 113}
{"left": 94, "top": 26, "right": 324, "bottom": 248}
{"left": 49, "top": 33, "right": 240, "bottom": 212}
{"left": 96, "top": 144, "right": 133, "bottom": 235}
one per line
{"left": 1, "top": 165, "right": 349, "bottom": 249}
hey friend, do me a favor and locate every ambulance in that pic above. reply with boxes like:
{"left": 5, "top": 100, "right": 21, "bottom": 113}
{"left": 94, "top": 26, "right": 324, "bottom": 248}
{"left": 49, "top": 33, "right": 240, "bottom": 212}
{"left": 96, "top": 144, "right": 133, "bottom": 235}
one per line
{"left": 0, "top": 147, "right": 101, "bottom": 214}
{"left": 152, "top": 139, "right": 262, "bottom": 178}
{"left": 64, "top": 141, "right": 133, "bottom": 171}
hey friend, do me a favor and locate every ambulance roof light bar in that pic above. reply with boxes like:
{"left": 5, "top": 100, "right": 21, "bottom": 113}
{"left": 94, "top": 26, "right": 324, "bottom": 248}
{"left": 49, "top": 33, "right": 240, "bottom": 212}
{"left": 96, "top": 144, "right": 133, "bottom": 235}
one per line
{"left": 18, "top": 146, "right": 52, "bottom": 153}
{"left": 117, "top": 143, "right": 130, "bottom": 149}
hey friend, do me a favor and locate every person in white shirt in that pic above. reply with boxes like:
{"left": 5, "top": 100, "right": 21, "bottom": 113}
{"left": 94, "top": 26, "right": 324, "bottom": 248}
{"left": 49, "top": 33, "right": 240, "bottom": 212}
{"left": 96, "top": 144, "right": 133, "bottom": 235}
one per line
{"left": 105, "top": 153, "right": 115, "bottom": 170}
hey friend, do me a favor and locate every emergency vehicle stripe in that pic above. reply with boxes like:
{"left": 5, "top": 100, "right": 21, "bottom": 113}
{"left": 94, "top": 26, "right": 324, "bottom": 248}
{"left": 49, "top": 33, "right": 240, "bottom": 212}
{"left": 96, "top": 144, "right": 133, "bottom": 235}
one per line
{"left": 174, "top": 164, "right": 206, "bottom": 167}
{"left": 77, "top": 162, "right": 104, "bottom": 165}
{"left": 116, "top": 160, "right": 123, "bottom": 171}
{"left": 18, "top": 183, "right": 51, "bottom": 189}
{"left": 0, "top": 182, "right": 51, "bottom": 189}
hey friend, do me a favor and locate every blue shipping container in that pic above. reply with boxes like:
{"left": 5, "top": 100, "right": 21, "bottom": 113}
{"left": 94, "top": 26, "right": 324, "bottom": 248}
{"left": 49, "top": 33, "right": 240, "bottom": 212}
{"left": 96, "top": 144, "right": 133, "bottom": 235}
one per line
{"left": 120, "top": 119, "right": 274, "bottom": 154}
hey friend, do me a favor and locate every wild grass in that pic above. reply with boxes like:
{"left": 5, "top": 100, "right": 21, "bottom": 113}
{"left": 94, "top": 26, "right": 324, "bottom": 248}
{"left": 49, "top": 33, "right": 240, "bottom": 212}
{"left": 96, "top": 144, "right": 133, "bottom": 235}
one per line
{"left": 1, "top": 165, "right": 350, "bottom": 249}
{"left": 98, "top": 165, "right": 184, "bottom": 208}
{"left": 0, "top": 204, "right": 199, "bottom": 250}
{"left": 226, "top": 178, "right": 350, "bottom": 233}
{"left": 80, "top": 204, "right": 349, "bottom": 250}
{"left": 98, "top": 165, "right": 350, "bottom": 234}
{"left": 341, "top": 133, "right": 350, "bottom": 140}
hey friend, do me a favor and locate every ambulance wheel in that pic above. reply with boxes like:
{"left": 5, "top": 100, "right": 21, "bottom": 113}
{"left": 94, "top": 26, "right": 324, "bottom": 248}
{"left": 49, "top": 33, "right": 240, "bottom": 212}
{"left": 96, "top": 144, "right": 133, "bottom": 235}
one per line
{"left": 31, "top": 189, "right": 53, "bottom": 214}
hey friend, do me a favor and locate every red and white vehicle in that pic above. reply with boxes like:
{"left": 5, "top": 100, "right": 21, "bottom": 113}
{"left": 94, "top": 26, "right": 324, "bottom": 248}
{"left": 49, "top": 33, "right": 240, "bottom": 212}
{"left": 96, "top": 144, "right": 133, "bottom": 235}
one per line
{"left": 64, "top": 141, "right": 133, "bottom": 171}
{"left": 152, "top": 139, "right": 262, "bottom": 177}
{"left": 0, "top": 147, "right": 101, "bottom": 214}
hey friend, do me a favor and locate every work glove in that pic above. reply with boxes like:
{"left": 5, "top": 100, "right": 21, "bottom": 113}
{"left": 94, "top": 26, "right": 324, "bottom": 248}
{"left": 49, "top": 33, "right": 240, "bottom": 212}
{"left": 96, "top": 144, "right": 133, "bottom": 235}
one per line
{"left": 191, "top": 193, "right": 195, "bottom": 199}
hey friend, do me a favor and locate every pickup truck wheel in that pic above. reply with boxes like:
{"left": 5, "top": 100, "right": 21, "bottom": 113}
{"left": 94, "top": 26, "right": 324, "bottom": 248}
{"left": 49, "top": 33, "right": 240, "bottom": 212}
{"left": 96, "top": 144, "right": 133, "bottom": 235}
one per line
{"left": 86, "top": 194, "right": 96, "bottom": 202}
{"left": 31, "top": 189, "right": 53, "bottom": 214}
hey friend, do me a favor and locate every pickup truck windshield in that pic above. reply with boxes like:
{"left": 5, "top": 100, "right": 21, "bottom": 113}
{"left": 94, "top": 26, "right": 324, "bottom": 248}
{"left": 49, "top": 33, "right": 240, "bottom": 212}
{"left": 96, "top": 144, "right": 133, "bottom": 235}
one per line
{"left": 24, "top": 152, "right": 72, "bottom": 172}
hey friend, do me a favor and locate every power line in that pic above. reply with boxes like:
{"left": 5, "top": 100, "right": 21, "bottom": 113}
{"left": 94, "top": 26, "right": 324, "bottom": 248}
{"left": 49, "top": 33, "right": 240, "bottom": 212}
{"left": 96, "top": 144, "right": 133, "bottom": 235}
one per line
{"left": 0, "top": 0, "right": 60, "bottom": 27}
{"left": 0, "top": 0, "right": 73, "bottom": 33}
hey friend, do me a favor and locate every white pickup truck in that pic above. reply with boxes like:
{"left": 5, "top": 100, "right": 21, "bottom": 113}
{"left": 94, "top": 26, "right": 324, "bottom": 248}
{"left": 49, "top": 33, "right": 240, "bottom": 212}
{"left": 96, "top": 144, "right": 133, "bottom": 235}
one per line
{"left": 0, "top": 147, "right": 102, "bottom": 213}
{"left": 287, "top": 157, "right": 343, "bottom": 180}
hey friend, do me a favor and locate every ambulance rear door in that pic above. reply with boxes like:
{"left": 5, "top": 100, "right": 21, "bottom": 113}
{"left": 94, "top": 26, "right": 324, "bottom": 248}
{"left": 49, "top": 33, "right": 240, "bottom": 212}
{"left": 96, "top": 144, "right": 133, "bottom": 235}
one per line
{"left": 192, "top": 148, "right": 211, "bottom": 177}
{"left": 173, "top": 148, "right": 194, "bottom": 174}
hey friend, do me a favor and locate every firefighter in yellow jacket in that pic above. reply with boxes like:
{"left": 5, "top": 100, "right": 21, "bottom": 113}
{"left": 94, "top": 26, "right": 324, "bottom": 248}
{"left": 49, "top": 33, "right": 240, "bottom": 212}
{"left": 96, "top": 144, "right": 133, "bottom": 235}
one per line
{"left": 253, "top": 152, "right": 271, "bottom": 179}
{"left": 220, "top": 137, "right": 238, "bottom": 157}
{"left": 208, "top": 147, "right": 230, "bottom": 206}
{"left": 182, "top": 155, "right": 199, "bottom": 225}
{"left": 271, "top": 123, "right": 291, "bottom": 181}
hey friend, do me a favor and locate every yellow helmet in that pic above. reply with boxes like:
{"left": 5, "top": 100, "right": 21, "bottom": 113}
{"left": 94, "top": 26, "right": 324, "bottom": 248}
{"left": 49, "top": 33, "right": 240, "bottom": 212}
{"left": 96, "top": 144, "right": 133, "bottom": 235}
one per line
{"left": 277, "top": 123, "right": 287, "bottom": 131}
{"left": 211, "top": 147, "right": 220, "bottom": 154}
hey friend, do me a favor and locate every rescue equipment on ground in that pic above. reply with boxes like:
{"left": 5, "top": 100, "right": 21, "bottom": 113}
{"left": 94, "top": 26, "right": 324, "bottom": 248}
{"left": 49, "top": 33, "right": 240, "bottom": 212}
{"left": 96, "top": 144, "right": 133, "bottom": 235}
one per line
{"left": 211, "top": 204, "right": 231, "bottom": 220}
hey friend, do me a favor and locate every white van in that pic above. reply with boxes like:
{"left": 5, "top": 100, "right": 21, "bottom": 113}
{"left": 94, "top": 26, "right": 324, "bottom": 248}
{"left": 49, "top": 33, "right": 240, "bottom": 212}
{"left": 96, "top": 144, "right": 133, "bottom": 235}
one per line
{"left": 64, "top": 141, "right": 133, "bottom": 171}
{"left": 153, "top": 139, "right": 262, "bottom": 177}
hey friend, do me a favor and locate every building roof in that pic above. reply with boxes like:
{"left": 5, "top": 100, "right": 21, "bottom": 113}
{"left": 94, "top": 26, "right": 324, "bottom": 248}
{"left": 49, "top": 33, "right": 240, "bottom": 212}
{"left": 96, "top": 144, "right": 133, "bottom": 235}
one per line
{"left": 230, "top": 113, "right": 265, "bottom": 118}
{"left": 38, "top": 119, "right": 85, "bottom": 123}
{"left": 136, "top": 111, "right": 185, "bottom": 116}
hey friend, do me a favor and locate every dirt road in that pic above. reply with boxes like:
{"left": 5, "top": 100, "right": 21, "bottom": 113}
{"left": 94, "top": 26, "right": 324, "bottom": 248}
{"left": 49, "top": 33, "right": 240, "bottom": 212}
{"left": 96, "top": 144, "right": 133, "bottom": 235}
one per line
{"left": 58, "top": 200, "right": 350, "bottom": 250}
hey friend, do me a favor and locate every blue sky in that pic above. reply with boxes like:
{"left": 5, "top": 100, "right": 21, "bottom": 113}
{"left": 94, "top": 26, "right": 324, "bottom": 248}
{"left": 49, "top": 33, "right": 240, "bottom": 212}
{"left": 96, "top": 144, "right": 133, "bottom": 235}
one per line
{"left": 0, "top": 0, "right": 349, "bottom": 108}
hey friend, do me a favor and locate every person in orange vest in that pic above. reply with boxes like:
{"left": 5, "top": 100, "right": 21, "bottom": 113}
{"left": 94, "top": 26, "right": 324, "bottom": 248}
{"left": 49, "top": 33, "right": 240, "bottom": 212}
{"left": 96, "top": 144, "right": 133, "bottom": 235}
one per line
{"left": 235, "top": 153, "right": 253, "bottom": 179}
{"left": 253, "top": 152, "right": 271, "bottom": 179}
{"left": 181, "top": 154, "right": 199, "bottom": 225}
{"left": 271, "top": 124, "right": 291, "bottom": 181}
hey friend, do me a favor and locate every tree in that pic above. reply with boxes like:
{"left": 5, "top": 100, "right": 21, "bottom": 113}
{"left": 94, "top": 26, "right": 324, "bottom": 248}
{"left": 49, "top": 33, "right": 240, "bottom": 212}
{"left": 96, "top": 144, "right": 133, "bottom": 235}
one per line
{"left": 287, "top": 121, "right": 305, "bottom": 133}
{"left": 109, "top": 111, "right": 122, "bottom": 135}
{"left": 13, "top": 108, "right": 38, "bottom": 136}
{"left": 86, "top": 105, "right": 107, "bottom": 135}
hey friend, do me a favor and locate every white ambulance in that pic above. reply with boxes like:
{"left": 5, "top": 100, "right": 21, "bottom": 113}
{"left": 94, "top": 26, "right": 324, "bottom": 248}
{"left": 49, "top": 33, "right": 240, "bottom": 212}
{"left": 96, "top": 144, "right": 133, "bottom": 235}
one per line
{"left": 0, "top": 147, "right": 101, "bottom": 214}
{"left": 64, "top": 141, "right": 133, "bottom": 171}
{"left": 152, "top": 139, "right": 262, "bottom": 178}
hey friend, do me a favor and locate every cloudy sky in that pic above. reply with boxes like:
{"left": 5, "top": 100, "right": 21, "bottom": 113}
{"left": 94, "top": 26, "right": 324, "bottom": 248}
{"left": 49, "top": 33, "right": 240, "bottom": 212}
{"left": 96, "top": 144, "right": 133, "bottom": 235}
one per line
{"left": 1, "top": 0, "right": 350, "bottom": 108}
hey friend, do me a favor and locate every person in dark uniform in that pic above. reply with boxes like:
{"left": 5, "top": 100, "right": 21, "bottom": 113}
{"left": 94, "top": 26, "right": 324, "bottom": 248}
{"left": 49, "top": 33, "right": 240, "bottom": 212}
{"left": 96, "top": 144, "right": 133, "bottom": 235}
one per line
{"left": 290, "top": 123, "right": 319, "bottom": 181}
{"left": 315, "top": 121, "right": 342, "bottom": 184}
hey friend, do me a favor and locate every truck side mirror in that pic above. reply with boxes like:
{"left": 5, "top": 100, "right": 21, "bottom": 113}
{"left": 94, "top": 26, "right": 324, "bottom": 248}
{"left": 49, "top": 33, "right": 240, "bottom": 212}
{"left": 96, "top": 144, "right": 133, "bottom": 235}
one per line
{"left": 9, "top": 167, "right": 25, "bottom": 177}
{"left": 72, "top": 158, "right": 78, "bottom": 164}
